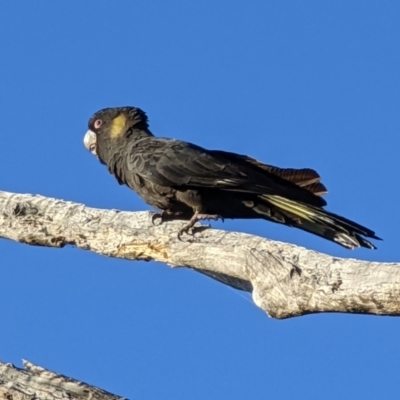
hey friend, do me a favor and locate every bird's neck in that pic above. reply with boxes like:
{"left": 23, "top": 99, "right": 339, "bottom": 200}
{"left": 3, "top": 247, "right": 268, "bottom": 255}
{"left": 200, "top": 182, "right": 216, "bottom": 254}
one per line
{"left": 98, "top": 129, "right": 155, "bottom": 183}
{"left": 127, "top": 128, "right": 155, "bottom": 140}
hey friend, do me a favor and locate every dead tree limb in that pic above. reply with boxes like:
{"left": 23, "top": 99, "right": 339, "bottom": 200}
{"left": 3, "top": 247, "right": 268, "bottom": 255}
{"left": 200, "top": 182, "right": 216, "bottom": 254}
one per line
{"left": 0, "top": 359, "right": 124, "bottom": 400}
{"left": 0, "top": 190, "right": 398, "bottom": 319}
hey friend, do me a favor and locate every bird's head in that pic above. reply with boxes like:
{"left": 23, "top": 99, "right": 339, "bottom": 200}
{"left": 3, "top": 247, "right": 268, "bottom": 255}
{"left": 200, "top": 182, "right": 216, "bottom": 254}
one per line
{"left": 83, "top": 106, "right": 150, "bottom": 160}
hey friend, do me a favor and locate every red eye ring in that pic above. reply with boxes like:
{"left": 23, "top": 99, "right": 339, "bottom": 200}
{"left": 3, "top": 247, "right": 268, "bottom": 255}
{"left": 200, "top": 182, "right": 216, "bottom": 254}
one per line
{"left": 94, "top": 119, "right": 102, "bottom": 129}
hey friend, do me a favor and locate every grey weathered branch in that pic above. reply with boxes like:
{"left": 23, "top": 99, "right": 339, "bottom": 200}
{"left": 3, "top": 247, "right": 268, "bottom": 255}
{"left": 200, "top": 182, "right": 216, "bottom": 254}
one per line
{"left": 0, "top": 359, "right": 123, "bottom": 400}
{"left": 0, "top": 190, "right": 398, "bottom": 319}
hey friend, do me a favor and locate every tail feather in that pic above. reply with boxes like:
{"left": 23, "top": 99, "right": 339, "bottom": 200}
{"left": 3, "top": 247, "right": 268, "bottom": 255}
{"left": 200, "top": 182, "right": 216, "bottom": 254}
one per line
{"left": 263, "top": 167, "right": 321, "bottom": 185}
{"left": 257, "top": 195, "right": 380, "bottom": 249}
{"left": 301, "top": 181, "right": 328, "bottom": 196}
{"left": 248, "top": 163, "right": 328, "bottom": 196}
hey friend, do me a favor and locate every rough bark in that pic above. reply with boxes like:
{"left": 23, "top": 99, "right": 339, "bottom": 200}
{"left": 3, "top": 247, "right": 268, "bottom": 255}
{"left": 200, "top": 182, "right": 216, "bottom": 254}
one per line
{"left": 0, "top": 189, "right": 398, "bottom": 319}
{"left": 0, "top": 360, "right": 124, "bottom": 400}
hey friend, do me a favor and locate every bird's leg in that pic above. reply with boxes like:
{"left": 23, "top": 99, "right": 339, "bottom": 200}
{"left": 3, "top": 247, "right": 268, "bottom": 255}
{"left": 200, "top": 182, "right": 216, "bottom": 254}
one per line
{"left": 178, "top": 212, "right": 224, "bottom": 239}
{"left": 151, "top": 210, "right": 183, "bottom": 226}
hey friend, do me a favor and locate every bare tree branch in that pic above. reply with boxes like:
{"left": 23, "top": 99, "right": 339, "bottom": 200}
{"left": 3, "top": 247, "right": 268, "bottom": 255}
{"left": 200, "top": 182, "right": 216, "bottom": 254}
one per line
{"left": 0, "top": 359, "right": 124, "bottom": 400}
{"left": 0, "top": 190, "right": 398, "bottom": 319}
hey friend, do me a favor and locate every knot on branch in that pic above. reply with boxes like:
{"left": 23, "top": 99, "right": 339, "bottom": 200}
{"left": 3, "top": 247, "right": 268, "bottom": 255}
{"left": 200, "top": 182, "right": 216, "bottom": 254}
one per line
{"left": 13, "top": 202, "right": 39, "bottom": 217}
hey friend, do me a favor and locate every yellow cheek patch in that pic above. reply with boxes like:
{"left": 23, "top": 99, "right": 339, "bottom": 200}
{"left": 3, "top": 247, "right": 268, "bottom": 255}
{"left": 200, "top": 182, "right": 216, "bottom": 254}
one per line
{"left": 110, "top": 114, "right": 127, "bottom": 138}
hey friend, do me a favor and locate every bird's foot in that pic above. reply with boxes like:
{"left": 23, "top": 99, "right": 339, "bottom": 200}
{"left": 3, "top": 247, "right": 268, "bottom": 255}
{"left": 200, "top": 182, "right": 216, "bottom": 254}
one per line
{"left": 177, "top": 212, "right": 224, "bottom": 240}
{"left": 151, "top": 211, "right": 183, "bottom": 226}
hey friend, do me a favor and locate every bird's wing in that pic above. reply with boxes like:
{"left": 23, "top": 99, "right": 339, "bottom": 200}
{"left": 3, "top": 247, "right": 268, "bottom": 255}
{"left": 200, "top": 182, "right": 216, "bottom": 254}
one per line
{"left": 129, "top": 138, "right": 327, "bottom": 207}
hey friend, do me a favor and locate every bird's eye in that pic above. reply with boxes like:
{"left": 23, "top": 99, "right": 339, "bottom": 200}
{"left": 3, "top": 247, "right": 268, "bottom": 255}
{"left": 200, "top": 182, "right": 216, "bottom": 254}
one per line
{"left": 89, "top": 144, "right": 96, "bottom": 153}
{"left": 94, "top": 119, "right": 102, "bottom": 129}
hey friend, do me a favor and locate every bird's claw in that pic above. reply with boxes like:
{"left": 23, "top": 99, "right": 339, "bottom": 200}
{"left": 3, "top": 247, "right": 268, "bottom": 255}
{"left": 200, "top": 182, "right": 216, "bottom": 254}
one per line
{"left": 151, "top": 212, "right": 163, "bottom": 226}
{"left": 177, "top": 213, "right": 224, "bottom": 240}
{"left": 152, "top": 210, "right": 186, "bottom": 227}
{"left": 177, "top": 227, "right": 191, "bottom": 241}
{"left": 197, "top": 214, "right": 224, "bottom": 223}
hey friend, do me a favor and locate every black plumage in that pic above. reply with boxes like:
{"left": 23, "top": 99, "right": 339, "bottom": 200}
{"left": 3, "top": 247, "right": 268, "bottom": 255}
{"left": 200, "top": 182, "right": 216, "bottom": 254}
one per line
{"left": 83, "top": 106, "right": 380, "bottom": 249}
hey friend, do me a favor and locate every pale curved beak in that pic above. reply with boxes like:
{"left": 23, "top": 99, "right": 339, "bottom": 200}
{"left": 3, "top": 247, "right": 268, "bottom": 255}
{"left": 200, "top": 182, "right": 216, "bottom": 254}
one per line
{"left": 83, "top": 130, "right": 97, "bottom": 156}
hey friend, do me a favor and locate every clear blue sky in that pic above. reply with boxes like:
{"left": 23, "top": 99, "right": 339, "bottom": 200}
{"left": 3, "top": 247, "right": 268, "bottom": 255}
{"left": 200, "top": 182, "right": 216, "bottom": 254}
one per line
{"left": 1, "top": 1, "right": 399, "bottom": 399}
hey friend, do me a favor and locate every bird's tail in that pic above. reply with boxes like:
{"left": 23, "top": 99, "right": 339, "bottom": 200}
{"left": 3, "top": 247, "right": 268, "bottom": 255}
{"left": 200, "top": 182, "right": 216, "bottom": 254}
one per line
{"left": 256, "top": 195, "right": 380, "bottom": 249}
